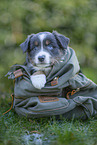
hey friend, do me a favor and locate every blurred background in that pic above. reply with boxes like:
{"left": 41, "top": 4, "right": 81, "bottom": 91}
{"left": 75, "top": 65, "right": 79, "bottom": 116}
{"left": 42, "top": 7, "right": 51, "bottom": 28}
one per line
{"left": 0, "top": 0, "right": 97, "bottom": 93}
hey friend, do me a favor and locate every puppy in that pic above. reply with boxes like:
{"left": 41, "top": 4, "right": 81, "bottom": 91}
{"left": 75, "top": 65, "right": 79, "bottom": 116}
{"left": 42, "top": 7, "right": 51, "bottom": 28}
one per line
{"left": 20, "top": 31, "right": 69, "bottom": 89}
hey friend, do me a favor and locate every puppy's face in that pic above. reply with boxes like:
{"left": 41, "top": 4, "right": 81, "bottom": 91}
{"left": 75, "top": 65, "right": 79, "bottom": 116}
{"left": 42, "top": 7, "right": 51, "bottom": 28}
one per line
{"left": 28, "top": 32, "right": 62, "bottom": 67}
{"left": 20, "top": 31, "right": 69, "bottom": 69}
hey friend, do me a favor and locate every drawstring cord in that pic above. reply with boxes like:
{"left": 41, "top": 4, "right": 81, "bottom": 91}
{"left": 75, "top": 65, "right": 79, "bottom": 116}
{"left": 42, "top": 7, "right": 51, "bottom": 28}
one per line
{"left": 66, "top": 90, "right": 76, "bottom": 99}
{"left": 3, "top": 93, "right": 14, "bottom": 115}
{"left": 66, "top": 88, "right": 80, "bottom": 99}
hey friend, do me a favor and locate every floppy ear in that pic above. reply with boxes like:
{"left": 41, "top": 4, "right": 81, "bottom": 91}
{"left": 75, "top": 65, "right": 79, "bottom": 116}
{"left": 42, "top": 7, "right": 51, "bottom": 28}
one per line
{"left": 52, "top": 31, "right": 70, "bottom": 49}
{"left": 20, "top": 34, "right": 34, "bottom": 53}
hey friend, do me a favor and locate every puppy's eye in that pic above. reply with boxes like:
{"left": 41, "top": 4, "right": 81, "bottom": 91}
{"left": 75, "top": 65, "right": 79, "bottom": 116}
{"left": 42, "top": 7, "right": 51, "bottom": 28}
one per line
{"left": 45, "top": 40, "right": 51, "bottom": 45}
{"left": 34, "top": 41, "right": 39, "bottom": 46}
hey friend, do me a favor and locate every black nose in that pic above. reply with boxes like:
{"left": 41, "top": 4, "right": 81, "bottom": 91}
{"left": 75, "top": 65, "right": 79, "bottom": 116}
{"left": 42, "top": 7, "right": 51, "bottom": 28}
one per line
{"left": 38, "top": 55, "right": 45, "bottom": 62}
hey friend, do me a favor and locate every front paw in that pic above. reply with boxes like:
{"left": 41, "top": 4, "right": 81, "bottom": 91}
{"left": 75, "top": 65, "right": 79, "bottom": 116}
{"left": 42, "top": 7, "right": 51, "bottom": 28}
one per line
{"left": 30, "top": 74, "right": 46, "bottom": 89}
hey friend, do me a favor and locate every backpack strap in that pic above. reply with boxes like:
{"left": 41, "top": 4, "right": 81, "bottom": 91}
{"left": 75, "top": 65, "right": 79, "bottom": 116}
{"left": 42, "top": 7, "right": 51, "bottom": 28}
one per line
{"left": 3, "top": 93, "right": 14, "bottom": 115}
{"left": 5, "top": 64, "right": 35, "bottom": 80}
{"left": 13, "top": 69, "right": 23, "bottom": 78}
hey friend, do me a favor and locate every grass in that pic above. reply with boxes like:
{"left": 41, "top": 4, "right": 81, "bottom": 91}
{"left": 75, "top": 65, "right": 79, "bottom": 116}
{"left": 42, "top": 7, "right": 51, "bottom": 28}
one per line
{"left": 82, "top": 67, "right": 97, "bottom": 84}
{"left": 0, "top": 94, "right": 97, "bottom": 145}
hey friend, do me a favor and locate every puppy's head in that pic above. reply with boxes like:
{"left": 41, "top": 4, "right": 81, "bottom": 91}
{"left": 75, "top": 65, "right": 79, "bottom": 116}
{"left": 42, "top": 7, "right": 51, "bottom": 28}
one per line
{"left": 20, "top": 31, "right": 69, "bottom": 70}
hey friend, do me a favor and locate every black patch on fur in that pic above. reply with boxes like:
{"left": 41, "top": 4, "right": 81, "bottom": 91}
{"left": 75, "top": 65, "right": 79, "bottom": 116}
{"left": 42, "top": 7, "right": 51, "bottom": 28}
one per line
{"left": 52, "top": 31, "right": 70, "bottom": 49}
{"left": 20, "top": 34, "right": 34, "bottom": 53}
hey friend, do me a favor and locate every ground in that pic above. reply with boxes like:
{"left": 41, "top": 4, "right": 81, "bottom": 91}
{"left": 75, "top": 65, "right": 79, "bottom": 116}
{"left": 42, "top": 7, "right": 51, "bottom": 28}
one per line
{"left": 0, "top": 94, "right": 97, "bottom": 145}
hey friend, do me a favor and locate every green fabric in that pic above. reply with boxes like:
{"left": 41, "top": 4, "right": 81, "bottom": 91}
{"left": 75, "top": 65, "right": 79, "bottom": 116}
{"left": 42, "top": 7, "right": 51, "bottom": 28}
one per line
{"left": 7, "top": 47, "right": 97, "bottom": 119}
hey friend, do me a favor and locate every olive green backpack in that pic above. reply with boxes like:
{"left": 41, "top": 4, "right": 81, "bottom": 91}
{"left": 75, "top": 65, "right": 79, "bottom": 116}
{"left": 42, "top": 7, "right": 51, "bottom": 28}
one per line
{"left": 6, "top": 48, "right": 97, "bottom": 120}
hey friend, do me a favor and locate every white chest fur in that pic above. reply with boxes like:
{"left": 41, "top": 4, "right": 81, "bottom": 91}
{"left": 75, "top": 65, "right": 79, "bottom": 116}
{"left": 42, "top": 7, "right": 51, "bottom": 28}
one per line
{"left": 30, "top": 71, "right": 46, "bottom": 90}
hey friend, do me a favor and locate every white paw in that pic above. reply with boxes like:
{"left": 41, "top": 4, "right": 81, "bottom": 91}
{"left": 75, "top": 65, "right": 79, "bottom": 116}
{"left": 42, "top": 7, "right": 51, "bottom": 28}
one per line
{"left": 30, "top": 74, "right": 46, "bottom": 89}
